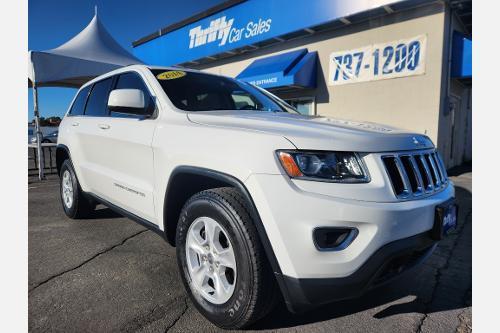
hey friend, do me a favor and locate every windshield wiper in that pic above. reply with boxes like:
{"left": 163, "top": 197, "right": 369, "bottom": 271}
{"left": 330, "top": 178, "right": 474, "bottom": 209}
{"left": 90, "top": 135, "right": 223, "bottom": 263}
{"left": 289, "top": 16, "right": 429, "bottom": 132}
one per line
{"left": 251, "top": 108, "right": 285, "bottom": 112}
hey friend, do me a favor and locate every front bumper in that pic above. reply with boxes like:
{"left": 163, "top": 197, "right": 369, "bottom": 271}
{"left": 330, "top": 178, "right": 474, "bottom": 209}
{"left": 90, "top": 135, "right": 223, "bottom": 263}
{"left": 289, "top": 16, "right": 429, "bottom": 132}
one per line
{"left": 244, "top": 173, "right": 454, "bottom": 311}
{"left": 280, "top": 231, "right": 437, "bottom": 312}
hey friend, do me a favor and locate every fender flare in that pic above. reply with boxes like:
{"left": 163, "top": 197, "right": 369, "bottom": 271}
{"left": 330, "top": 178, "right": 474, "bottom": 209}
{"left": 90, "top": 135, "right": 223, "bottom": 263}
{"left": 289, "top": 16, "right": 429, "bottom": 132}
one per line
{"left": 163, "top": 166, "right": 294, "bottom": 307}
{"left": 56, "top": 144, "right": 72, "bottom": 175}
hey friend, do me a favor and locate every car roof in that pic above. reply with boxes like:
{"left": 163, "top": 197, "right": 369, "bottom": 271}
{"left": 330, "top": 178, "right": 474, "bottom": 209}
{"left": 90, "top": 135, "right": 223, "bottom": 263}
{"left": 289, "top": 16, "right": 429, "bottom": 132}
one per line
{"left": 80, "top": 64, "right": 233, "bottom": 91}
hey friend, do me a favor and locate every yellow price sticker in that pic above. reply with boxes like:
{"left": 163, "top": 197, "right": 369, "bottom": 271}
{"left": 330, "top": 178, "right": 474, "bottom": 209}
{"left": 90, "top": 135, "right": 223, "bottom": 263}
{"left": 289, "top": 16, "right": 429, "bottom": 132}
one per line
{"left": 156, "top": 70, "right": 187, "bottom": 80}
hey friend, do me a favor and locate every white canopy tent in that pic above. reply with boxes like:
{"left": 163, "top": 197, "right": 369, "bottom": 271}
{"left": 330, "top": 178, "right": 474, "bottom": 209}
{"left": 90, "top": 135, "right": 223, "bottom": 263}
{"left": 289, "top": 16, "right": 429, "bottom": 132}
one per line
{"left": 28, "top": 9, "right": 143, "bottom": 179}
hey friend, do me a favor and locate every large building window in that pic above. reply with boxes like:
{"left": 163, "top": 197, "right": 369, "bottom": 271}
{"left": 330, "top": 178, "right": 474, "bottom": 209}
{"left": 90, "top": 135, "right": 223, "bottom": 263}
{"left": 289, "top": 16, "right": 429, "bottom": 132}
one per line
{"left": 283, "top": 97, "right": 315, "bottom": 115}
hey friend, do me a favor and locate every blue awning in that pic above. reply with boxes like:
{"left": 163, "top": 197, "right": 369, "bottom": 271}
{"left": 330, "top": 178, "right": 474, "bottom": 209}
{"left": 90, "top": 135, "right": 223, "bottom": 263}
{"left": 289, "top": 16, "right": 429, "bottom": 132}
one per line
{"left": 451, "top": 31, "right": 472, "bottom": 78}
{"left": 236, "top": 48, "right": 317, "bottom": 89}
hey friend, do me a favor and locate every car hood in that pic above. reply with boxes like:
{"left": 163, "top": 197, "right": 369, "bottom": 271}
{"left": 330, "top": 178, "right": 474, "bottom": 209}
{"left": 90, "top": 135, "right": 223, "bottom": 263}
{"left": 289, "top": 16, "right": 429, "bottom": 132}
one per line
{"left": 187, "top": 111, "right": 434, "bottom": 152}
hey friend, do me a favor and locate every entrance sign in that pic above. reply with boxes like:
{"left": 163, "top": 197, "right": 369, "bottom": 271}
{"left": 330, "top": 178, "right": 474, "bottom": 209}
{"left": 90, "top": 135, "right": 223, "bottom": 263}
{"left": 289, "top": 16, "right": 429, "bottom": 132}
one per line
{"left": 328, "top": 35, "right": 427, "bottom": 86}
{"left": 236, "top": 49, "right": 317, "bottom": 89}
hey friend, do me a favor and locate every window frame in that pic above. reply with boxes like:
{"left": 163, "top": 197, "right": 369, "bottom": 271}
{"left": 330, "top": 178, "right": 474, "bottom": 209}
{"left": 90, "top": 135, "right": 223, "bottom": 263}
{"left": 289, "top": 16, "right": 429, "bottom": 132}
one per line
{"left": 67, "top": 85, "right": 91, "bottom": 117}
{"left": 83, "top": 76, "right": 115, "bottom": 117}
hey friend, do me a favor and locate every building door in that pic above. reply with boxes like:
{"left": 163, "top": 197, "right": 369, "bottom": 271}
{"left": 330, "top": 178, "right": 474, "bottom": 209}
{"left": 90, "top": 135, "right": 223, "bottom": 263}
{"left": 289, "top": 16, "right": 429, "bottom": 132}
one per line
{"left": 463, "top": 88, "right": 472, "bottom": 162}
{"left": 284, "top": 97, "right": 315, "bottom": 115}
{"left": 447, "top": 93, "right": 467, "bottom": 167}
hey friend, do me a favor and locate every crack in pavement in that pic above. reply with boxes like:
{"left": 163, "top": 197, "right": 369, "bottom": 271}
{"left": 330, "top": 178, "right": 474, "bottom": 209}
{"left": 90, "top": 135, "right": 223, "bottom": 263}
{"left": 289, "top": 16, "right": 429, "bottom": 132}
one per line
{"left": 416, "top": 212, "right": 471, "bottom": 333}
{"left": 124, "top": 303, "right": 160, "bottom": 332}
{"left": 120, "top": 296, "right": 189, "bottom": 332}
{"left": 455, "top": 286, "right": 472, "bottom": 333}
{"left": 29, "top": 229, "right": 148, "bottom": 293}
{"left": 164, "top": 297, "right": 189, "bottom": 332}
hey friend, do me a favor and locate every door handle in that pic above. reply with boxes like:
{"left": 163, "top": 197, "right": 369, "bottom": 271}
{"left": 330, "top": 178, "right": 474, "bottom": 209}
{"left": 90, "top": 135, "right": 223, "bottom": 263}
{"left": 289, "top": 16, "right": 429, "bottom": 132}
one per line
{"left": 98, "top": 124, "right": 110, "bottom": 130}
{"left": 72, "top": 122, "right": 79, "bottom": 127}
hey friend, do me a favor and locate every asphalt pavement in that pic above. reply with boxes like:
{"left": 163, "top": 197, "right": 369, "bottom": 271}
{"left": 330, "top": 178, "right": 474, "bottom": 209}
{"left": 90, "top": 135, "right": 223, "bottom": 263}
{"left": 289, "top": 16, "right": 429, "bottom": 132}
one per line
{"left": 28, "top": 170, "right": 472, "bottom": 332}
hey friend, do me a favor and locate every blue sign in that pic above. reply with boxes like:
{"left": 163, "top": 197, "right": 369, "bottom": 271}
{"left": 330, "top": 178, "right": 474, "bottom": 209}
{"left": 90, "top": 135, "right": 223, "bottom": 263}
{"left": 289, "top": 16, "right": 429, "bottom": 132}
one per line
{"left": 451, "top": 31, "right": 472, "bottom": 78}
{"left": 328, "top": 35, "right": 427, "bottom": 85}
{"left": 133, "top": 0, "right": 406, "bottom": 66}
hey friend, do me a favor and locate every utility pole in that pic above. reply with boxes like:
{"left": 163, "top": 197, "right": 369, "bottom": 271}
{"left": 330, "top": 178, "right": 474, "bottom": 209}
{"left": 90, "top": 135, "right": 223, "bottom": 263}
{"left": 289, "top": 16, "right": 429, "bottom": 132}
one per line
{"left": 32, "top": 83, "right": 45, "bottom": 180}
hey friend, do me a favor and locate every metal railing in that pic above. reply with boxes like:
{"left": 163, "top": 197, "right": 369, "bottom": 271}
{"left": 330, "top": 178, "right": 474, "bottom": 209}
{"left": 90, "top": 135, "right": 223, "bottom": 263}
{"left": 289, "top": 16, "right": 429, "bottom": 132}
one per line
{"left": 28, "top": 143, "right": 57, "bottom": 176}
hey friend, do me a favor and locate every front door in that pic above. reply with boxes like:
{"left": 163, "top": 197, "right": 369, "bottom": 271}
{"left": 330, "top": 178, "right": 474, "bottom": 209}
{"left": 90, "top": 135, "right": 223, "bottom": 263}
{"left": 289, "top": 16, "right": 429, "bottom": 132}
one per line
{"left": 79, "top": 72, "right": 158, "bottom": 223}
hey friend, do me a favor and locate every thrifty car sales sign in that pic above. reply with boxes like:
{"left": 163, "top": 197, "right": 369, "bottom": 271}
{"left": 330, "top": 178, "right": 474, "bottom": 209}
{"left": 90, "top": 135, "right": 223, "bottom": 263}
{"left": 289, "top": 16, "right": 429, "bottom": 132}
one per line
{"left": 328, "top": 35, "right": 427, "bottom": 86}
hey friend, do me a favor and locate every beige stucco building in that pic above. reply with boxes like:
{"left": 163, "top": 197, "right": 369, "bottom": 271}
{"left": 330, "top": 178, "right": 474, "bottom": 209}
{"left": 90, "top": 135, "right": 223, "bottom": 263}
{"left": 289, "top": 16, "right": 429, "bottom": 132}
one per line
{"left": 133, "top": 0, "right": 471, "bottom": 168}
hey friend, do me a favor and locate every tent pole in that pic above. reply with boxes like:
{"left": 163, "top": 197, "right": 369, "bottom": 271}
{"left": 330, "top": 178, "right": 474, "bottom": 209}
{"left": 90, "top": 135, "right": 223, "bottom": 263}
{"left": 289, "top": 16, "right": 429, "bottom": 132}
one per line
{"left": 32, "top": 83, "right": 45, "bottom": 180}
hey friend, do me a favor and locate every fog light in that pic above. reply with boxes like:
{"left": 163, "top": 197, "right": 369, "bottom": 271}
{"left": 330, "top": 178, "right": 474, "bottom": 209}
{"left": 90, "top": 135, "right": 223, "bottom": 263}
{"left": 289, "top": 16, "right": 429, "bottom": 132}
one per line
{"left": 313, "top": 227, "right": 358, "bottom": 251}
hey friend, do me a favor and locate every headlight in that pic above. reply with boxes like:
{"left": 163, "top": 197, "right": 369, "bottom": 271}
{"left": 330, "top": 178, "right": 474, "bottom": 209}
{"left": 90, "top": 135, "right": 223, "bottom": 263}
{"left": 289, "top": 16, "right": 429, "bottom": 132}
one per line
{"left": 277, "top": 150, "right": 370, "bottom": 183}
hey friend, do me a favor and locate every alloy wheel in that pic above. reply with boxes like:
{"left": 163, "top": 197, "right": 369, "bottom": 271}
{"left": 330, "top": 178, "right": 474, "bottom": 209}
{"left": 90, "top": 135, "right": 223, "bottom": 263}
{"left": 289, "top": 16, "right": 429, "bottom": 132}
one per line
{"left": 62, "top": 170, "right": 74, "bottom": 209}
{"left": 185, "top": 216, "right": 237, "bottom": 304}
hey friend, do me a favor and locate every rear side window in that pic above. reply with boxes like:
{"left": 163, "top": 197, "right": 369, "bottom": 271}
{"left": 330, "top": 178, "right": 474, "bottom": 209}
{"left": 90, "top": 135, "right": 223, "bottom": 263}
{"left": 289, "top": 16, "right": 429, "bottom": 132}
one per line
{"left": 69, "top": 85, "right": 90, "bottom": 116}
{"left": 84, "top": 78, "right": 113, "bottom": 117}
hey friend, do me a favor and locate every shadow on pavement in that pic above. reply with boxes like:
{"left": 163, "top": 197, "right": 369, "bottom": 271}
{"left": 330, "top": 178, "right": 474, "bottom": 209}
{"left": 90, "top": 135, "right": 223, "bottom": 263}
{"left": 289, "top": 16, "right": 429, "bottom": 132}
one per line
{"left": 447, "top": 162, "right": 471, "bottom": 177}
{"left": 85, "top": 206, "right": 124, "bottom": 220}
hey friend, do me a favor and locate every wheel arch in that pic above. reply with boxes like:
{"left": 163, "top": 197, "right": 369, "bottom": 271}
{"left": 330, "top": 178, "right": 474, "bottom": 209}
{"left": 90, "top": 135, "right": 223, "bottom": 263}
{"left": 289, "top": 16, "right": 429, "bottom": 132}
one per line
{"left": 163, "top": 166, "right": 244, "bottom": 245}
{"left": 56, "top": 144, "right": 71, "bottom": 176}
{"left": 162, "top": 166, "right": 286, "bottom": 291}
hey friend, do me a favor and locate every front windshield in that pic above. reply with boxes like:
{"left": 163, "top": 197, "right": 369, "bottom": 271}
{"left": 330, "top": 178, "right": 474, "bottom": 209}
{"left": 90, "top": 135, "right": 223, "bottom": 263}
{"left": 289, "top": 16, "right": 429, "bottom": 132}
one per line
{"left": 151, "top": 69, "right": 297, "bottom": 113}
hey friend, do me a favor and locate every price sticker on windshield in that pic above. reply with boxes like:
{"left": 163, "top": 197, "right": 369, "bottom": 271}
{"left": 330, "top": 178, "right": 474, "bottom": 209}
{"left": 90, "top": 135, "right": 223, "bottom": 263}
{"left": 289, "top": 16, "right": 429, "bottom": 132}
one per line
{"left": 156, "top": 70, "right": 186, "bottom": 80}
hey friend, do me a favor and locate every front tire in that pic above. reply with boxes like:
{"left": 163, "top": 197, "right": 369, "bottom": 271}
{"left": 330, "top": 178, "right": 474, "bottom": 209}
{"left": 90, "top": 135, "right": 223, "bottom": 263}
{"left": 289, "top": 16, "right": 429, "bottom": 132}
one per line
{"left": 60, "top": 159, "right": 94, "bottom": 219}
{"left": 176, "top": 187, "right": 277, "bottom": 329}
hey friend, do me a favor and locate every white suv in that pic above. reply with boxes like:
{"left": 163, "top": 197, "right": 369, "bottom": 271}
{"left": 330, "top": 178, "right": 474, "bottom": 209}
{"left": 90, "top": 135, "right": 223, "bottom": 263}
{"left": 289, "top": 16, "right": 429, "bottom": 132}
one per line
{"left": 57, "top": 65, "right": 457, "bottom": 329}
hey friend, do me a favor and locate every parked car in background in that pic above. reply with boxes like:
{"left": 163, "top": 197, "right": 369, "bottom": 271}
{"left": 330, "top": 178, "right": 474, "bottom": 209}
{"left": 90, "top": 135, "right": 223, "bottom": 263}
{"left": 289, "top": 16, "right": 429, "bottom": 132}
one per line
{"left": 30, "top": 130, "right": 58, "bottom": 144}
{"left": 28, "top": 128, "right": 34, "bottom": 144}
{"left": 56, "top": 65, "right": 457, "bottom": 329}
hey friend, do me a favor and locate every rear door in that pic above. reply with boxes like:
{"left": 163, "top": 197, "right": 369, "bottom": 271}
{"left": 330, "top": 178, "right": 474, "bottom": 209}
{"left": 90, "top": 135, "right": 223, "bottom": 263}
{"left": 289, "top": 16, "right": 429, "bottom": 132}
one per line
{"left": 85, "top": 72, "right": 158, "bottom": 223}
{"left": 75, "top": 77, "right": 115, "bottom": 195}
{"left": 61, "top": 85, "right": 92, "bottom": 189}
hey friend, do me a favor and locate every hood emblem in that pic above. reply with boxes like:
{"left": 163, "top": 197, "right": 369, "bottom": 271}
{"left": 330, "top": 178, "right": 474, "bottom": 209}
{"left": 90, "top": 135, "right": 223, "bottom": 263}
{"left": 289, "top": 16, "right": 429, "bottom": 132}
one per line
{"left": 412, "top": 136, "right": 425, "bottom": 147}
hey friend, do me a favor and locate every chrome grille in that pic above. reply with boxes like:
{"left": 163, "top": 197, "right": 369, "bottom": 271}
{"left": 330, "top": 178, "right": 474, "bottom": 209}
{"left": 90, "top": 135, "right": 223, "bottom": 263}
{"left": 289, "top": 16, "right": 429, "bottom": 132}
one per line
{"left": 382, "top": 150, "right": 448, "bottom": 199}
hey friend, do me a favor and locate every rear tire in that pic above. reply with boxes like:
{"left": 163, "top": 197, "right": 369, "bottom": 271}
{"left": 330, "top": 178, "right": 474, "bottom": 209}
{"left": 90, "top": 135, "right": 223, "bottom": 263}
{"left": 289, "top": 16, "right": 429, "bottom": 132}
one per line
{"left": 59, "top": 159, "right": 94, "bottom": 219}
{"left": 176, "top": 187, "right": 278, "bottom": 329}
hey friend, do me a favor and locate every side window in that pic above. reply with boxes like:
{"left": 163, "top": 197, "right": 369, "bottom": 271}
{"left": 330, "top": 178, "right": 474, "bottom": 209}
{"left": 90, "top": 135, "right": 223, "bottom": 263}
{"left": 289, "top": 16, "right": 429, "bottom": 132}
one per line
{"left": 231, "top": 91, "right": 259, "bottom": 110}
{"left": 111, "top": 72, "right": 153, "bottom": 117}
{"left": 84, "top": 78, "right": 113, "bottom": 117}
{"left": 69, "top": 85, "right": 91, "bottom": 116}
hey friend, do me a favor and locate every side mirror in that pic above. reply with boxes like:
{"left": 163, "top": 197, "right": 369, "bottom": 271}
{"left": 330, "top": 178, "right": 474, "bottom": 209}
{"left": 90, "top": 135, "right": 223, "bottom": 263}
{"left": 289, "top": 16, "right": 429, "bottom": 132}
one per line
{"left": 108, "top": 89, "right": 150, "bottom": 115}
